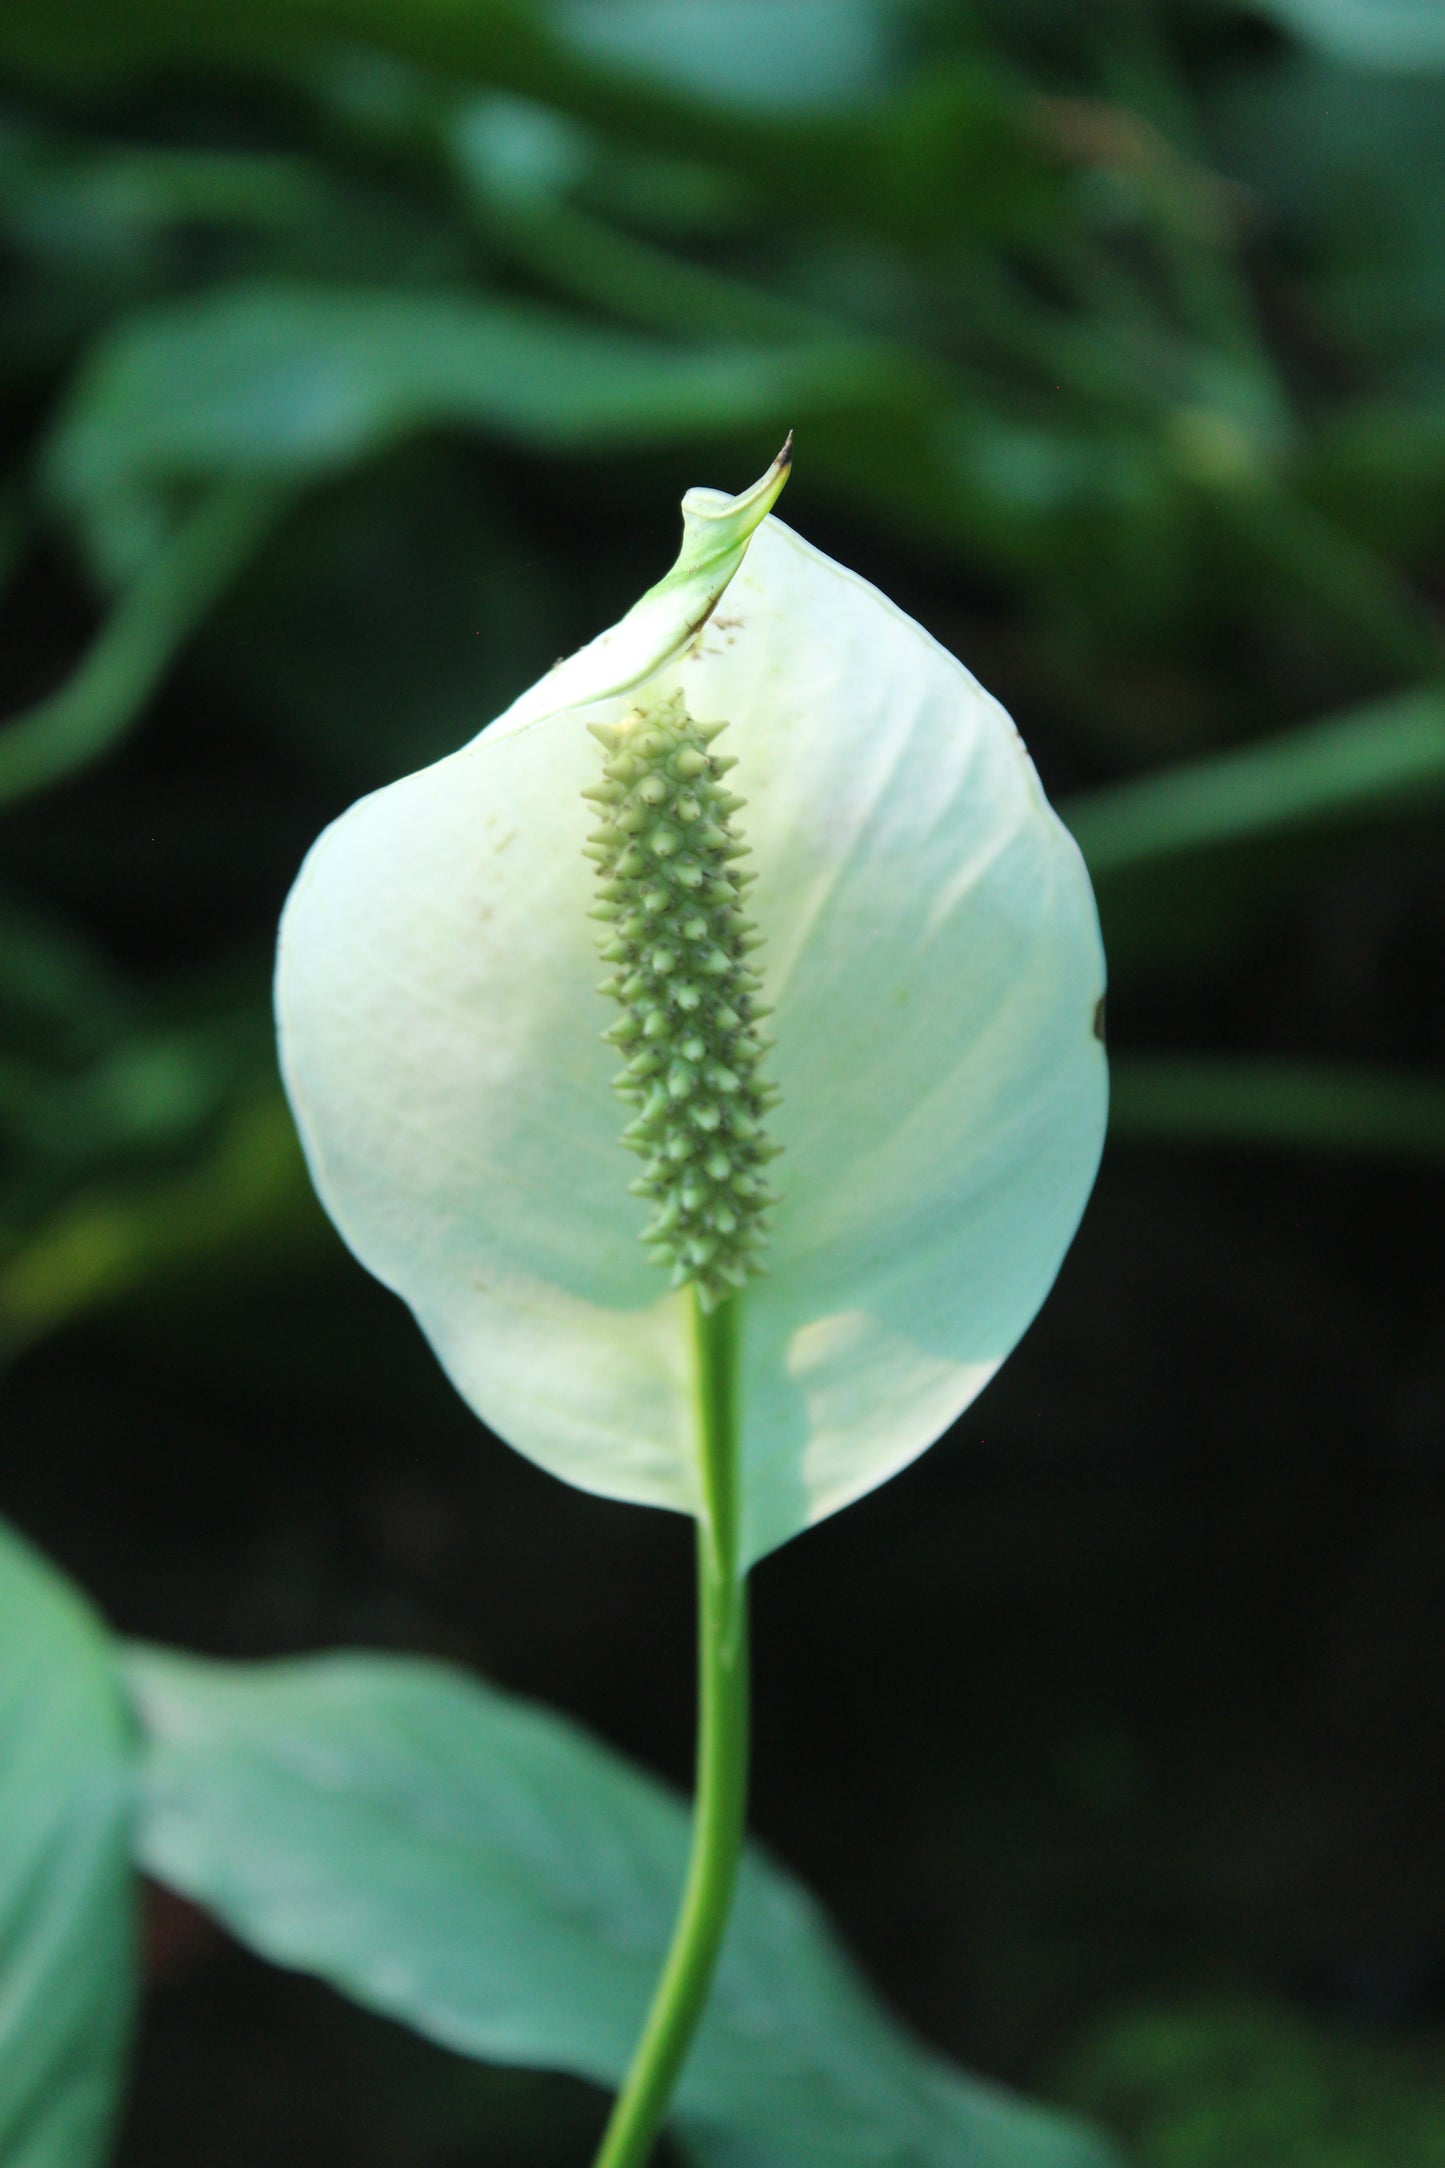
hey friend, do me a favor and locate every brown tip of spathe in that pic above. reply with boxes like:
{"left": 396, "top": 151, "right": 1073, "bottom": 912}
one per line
{"left": 776, "top": 430, "right": 794, "bottom": 470}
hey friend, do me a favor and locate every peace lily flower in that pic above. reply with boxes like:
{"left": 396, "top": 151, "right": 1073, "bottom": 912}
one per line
{"left": 276, "top": 444, "right": 1107, "bottom": 1569}
{"left": 276, "top": 444, "right": 1105, "bottom": 2168}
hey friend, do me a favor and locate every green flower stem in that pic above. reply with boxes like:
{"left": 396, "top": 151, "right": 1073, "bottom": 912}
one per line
{"left": 592, "top": 1292, "right": 748, "bottom": 2168}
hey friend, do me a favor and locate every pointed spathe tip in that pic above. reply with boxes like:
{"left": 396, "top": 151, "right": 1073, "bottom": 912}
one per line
{"left": 681, "top": 442, "right": 792, "bottom": 537}
{"left": 492, "top": 445, "right": 792, "bottom": 740}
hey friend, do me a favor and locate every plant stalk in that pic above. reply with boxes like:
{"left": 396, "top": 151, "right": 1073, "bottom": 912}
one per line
{"left": 591, "top": 1291, "right": 749, "bottom": 2168}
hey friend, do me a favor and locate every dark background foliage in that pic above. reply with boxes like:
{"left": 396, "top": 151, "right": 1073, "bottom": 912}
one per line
{"left": 3, "top": 0, "right": 1445, "bottom": 2159}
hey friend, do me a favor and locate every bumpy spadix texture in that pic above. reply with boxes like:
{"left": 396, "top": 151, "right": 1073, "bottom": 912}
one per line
{"left": 277, "top": 455, "right": 1108, "bottom": 1565}
{"left": 587, "top": 696, "right": 778, "bottom": 1309}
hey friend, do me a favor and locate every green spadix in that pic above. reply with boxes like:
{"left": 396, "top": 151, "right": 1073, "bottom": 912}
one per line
{"left": 276, "top": 447, "right": 1106, "bottom": 1565}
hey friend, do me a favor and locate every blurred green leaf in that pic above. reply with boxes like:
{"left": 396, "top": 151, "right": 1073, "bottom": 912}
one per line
{"left": 1068, "top": 685, "right": 1445, "bottom": 877}
{"left": 1305, "top": 398, "right": 1445, "bottom": 562}
{"left": 0, "top": 895, "right": 133, "bottom": 1057}
{"left": 1212, "top": 58, "right": 1445, "bottom": 394}
{"left": 1242, "top": 0, "right": 1445, "bottom": 72}
{"left": 1058, "top": 1997, "right": 1445, "bottom": 2165}
{"left": 448, "top": 97, "right": 893, "bottom": 346}
{"left": 552, "top": 0, "right": 906, "bottom": 112}
{"left": 0, "top": 119, "right": 334, "bottom": 267}
{"left": 0, "top": 1519, "right": 134, "bottom": 2168}
{"left": 0, "top": 0, "right": 1051, "bottom": 244}
{"left": 0, "top": 1092, "right": 324, "bottom": 1357}
{"left": 1067, "top": 685, "right": 1445, "bottom": 972}
{"left": 0, "top": 480, "right": 286, "bottom": 806}
{"left": 0, "top": 1009, "right": 269, "bottom": 1187}
{"left": 1196, "top": 480, "right": 1441, "bottom": 677}
{"left": 43, "top": 281, "right": 898, "bottom": 532}
{"left": 126, "top": 1645, "right": 1121, "bottom": 2168}
{"left": 1109, "top": 1056, "right": 1445, "bottom": 1160}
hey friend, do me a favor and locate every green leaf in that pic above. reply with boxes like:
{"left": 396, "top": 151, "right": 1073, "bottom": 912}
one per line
{"left": 552, "top": 0, "right": 906, "bottom": 113}
{"left": 0, "top": 0, "right": 1049, "bottom": 245}
{"left": 126, "top": 1645, "right": 1119, "bottom": 2168}
{"left": 1058, "top": 1996, "right": 1445, "bottom": 2166}
{"left": 0, "top": 1520, "right": 135, "bottom": 2168}
{"left": 1068, "top": 685, "right": 1445, "bottom": 876}
{"left": 1065, "top": 685, "right": 1445, "bottom": 975}
{"left": 1212, "top": 58, "right": 1445, "bottom": 394}
{"left": 1242, "top": 0, "right": 1445, "bottom": 71}
{"left": 1306, "top": 397, "right": 1445, "bottom": 561}
{"left": 0, "top": 893, "right": 133, "bottom": 1057}
{"left": 0, "top": 1092, "right": 323, "bottom": 1358}
{"left": 0, "top": 480, "right": 286, "bottom": 809}
{"left": 1109, "top": 1056, "right": 1445, "bottom": 1161}
{"left": 43, "top": 281, "right": 900, "bottom": 531}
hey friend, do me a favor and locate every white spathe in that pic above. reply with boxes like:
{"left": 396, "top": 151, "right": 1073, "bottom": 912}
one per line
{"left": 276, "top": 458, "right": 1107, "bottom": 1565}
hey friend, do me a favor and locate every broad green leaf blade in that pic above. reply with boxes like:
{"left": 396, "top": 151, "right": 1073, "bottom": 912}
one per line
{"left": 126, "top": 1645, "right": 1119, "bottom": 2168}
{"left": 0, "top": 1521, "right": 135, "bottom": 2168}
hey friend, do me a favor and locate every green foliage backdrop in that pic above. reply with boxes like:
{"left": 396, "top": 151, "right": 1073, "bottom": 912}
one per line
{"left": 3, "top": 2, "right": 1445, "bottom": 2162}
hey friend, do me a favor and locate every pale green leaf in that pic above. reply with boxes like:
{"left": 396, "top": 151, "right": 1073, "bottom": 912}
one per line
{"left": 276, "top": 478, "right": 1106, "bottom": 1562}
{"left": 126, "top": 1644, "right": 1119, "bottom": 2168}
{"left": 554, "top": 0, "right": 903, "bottom": 112}
{"left": 1243, "top": 0, "right": 1445, "bottom": 70}
{"left": 0, "top": 1520, "right": 135, "bottom": 2168}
